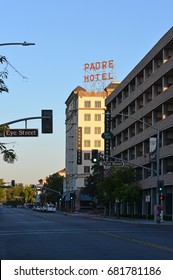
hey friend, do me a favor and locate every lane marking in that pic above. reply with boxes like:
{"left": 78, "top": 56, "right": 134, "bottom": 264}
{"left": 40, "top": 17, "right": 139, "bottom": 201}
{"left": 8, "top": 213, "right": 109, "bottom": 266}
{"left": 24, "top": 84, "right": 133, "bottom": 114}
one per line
{"left": 100, "top": 231, "right": 173, "bottom": 253}
{"left": 0, "top": 228, "right": 172, "bottom": 237}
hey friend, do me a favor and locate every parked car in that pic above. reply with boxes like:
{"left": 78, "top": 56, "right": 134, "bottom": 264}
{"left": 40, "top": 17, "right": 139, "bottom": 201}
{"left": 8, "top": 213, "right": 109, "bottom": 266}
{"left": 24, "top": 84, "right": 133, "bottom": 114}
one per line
{"left": 44, "top": 203, "right": 56, "bottom": 212}
{"left": 32, "top": 205, "right": 42, "bottom": 211}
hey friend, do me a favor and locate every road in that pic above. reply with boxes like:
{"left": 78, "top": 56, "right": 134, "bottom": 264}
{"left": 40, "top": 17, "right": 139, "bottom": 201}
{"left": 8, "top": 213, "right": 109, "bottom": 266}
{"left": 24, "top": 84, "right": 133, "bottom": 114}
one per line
{"left": 0, "top": 206, "right": 173, "bottom": 260}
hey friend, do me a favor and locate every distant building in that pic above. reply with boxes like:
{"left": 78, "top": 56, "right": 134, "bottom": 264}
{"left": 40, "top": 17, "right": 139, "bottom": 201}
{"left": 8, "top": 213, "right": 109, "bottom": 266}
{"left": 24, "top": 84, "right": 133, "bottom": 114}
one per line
{"left": 58, "top": 168, "right": 65, "bottom": 177}
{"left": 106, "top": 27, "right": 173, "bottom": 219}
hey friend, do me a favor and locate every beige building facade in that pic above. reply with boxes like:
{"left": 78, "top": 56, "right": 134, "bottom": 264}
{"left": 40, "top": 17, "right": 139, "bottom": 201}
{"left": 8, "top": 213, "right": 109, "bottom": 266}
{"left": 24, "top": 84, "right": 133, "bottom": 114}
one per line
{"left": 64, "top": 83, "right": 118, "bottom": 210}
{"left": 106, "top": 27, "right": 173, "bottom": 219}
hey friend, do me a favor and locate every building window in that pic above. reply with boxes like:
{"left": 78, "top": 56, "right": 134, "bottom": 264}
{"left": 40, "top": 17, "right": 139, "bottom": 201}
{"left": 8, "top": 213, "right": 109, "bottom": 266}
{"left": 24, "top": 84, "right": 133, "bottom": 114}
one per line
{"left": 95, "top": 127, "right": 101, "bottom": 134}
{"left": 84, "top": 114, "right": 91, "bottom": 121}
{"left": 95, "top": 114, "right": 101, "bottom": 121}
{"left": 84, "top": 101, "right": 91, "bottom": 108}
{"left": 84, "top": 166, "right": 90, "bottom": 173}
{"left": 95, "top": 101, "right": 101, "bottom": 108}
{"left": 94, "top": 140, "right": 101, "bottom": 147}
{"left": 84, "top": 140, "right": 91, "bottom": 147}
{"left": 84, "top": 153, "right": 90, "bottom": 160}
{"left": 84, "top": 127, "right": 91, "bottom": 134}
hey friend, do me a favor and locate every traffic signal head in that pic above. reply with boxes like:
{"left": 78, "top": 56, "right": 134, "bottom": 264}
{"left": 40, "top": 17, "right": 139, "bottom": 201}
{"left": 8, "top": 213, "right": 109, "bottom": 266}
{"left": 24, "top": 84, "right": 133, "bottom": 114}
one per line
{"left": 11, "top": 180, "right": 15, "bottom": 187}
{"left": 32, "top": 185, "right": 35, "bottom": 191}
{"left": 42, "top": 110, "right": 53, "bottom": 133}
{"left": 70, "top": 193, "right": 75, "bottom": 200}
{"left": 157, "top": 180, "right": 164, "bottom": 193}
{"left": 91, "top": 149, "right": 98, "bottom": 164}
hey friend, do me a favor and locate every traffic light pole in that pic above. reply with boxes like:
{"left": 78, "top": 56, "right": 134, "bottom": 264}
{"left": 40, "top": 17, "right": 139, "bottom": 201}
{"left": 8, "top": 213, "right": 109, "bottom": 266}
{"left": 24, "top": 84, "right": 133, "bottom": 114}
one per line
{"left": 0, "top": 111, "right": 53, "bottom": 133}
{"left": 0, "top": 116, "right": 49, "bottom": 127}
{"left": 99, "top": 152, "right": 158, "bottom": 174}
{"left": 156, "top": 128, "right": 160, "bottom": 205}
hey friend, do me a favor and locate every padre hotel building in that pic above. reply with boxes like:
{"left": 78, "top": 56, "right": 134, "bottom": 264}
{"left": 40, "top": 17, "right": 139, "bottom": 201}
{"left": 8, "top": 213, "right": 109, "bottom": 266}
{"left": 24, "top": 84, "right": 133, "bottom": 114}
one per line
{"left": 64, "top": 82, "right": 118, "bottom": 211}
{"left": 106, "top": 27, "right": 173, "bottom": 219}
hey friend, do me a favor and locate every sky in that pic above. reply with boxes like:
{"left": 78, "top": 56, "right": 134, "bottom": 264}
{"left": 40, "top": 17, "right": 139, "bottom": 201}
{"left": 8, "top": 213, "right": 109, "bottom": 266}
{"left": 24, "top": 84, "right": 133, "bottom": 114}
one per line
{"left": 0, "top": 0, "right": 173, "bottom": 185}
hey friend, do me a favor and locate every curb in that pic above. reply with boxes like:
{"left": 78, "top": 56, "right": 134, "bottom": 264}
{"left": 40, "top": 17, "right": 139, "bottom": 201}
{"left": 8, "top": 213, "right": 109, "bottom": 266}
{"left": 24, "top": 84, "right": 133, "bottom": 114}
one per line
{"left": 64, "top": 212, "right": 173, "bottom": 225}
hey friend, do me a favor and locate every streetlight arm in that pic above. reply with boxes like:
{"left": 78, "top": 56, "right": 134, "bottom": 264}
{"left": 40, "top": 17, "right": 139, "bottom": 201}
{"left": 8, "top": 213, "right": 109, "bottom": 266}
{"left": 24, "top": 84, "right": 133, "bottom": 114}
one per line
{"left": 0, "top": 42, "right": 35, "bottom": 47}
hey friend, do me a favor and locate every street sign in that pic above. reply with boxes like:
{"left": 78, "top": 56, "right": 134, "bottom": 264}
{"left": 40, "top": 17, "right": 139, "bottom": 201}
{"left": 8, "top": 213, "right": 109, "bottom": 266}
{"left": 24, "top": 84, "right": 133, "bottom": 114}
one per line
{"left": 104, "top": 161, "right": 124, "bottom": 167}
{"left": 0, "top": 129, "right": 38, "bottom": 137}
{"left": 101, "top": 132, "right": 113, "bottom": 139}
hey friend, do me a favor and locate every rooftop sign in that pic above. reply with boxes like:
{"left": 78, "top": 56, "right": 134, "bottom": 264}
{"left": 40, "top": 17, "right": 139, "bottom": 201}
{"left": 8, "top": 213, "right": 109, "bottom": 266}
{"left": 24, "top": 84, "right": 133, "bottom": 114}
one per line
{"left": 84, "top": 60, "right": 114, "bottom": 83}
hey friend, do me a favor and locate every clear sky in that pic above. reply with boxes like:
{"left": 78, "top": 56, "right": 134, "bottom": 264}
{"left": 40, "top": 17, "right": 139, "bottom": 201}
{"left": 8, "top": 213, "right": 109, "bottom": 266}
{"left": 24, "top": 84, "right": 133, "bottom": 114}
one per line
{"left": 0, "top": 0, "right": 173, "bottom": 185}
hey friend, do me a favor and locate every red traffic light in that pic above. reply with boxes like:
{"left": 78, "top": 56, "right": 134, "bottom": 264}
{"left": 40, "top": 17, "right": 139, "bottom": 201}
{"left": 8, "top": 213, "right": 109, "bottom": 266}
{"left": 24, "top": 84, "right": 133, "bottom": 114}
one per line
{"left": 159, "top": 194, "right": 164, "bottom": 201}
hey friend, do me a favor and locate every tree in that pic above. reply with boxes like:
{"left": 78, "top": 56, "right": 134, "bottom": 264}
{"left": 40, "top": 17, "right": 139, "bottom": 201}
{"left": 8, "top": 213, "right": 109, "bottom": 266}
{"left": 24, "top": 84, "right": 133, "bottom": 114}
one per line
{"left": 24, "top": 185, "right": 36, "bottom": 203}
{"left": 83, "top": 164, "right": 105, "bottom": 210}
{"left": 96, "top": 166, "right": 141, "bottom": 217}
{"left": 41, "top": 173, "right": 63, "bottom": 204}
{"left": 0, "top": 178, "right": 6, "bottom": 203}
{"left": 0, "top": 55, "right": 17, "bottom": 163}
{"left": 5, "top": 184, "right": 25, "bottom": 206}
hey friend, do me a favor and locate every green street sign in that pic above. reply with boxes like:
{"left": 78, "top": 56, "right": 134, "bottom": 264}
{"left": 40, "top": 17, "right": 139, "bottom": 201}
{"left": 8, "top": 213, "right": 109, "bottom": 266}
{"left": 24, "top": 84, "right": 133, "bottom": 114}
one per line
{"left": 101, "top": 132, "right": 113, "bottom": 140}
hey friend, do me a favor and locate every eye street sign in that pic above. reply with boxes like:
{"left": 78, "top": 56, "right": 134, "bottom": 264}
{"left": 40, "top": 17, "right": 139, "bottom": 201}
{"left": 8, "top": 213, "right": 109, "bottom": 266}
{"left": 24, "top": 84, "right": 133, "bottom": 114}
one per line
{"left": 104, "top": 161, "right": 124, "bottom": 167}
{"left": 0, "top": 129, "right": 38, "bottom": 137}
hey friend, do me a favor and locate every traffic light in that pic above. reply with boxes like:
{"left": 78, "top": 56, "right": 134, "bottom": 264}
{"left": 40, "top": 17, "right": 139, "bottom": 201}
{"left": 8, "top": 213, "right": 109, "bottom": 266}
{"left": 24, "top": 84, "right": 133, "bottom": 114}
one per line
{"left": 159, "top": 194, "right": 164, "bottom": 201}
{"left": 157, "top": 180, "right": 164, "bottom": 193}
{"left": 91, "top": 149, "right": 98, "bottom": 164}
{"left": 70, "top": 193, "right": 75, "bottom": 200}
{"left": 31, "top": 185, "right": 35, "bottom": 191}
{"left": 42, "top": 110, "right": 53, "bottom": 133}
{"left": 11, "top": 180, "right": 15, "bottom": 187}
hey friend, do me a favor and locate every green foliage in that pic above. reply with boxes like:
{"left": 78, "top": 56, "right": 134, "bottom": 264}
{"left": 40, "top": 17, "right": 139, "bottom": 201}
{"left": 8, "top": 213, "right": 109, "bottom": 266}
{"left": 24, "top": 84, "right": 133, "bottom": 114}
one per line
{"left": 5, "top": 184, "right": 25, "bottom": 206}
{"left": 24, "top": 185, "right": 36, "bottom": 203}
{"left": 0, "top": 178, "right": 6, "bottom": 202}
{"left": 0, "top": 188, "right": 6, "bottom": 202}
{"left": 98, "top": 166, "right": 140, "bottom": 203}
{"left": 0, "top": 56, "right": 17, "bottom": 163}
{"left": 42, "top": 173, "right": 63, "bottom": 204}
{"left": 0, "top": 183, "right": 35, "bottom": 206}
{"left": 0, "top": 143, "right": 17, "bottom": 163}
{"left": 84, "top": 166, "right": 141, "bottom": 215}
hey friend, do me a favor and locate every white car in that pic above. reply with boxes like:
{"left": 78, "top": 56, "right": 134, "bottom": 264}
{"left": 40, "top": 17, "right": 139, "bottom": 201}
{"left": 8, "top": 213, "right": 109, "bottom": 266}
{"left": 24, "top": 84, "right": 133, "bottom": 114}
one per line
{"left": 44, "top": 203, "right": 56, "bottom": 212}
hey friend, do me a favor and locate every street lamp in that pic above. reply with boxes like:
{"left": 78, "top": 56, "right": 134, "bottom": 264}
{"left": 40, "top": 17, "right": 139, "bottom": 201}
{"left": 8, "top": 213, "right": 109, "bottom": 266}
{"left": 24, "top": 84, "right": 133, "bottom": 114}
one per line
{"left": 0, "top": 42, "right": 35, "bottom": 47}
{"left": 110, "top": 112, "right": 160, "bottom": 205}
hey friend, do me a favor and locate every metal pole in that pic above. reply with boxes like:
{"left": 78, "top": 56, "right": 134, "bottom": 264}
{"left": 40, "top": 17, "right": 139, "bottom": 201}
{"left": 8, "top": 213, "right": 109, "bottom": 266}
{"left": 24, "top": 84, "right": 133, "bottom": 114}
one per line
{"left": 156, "top": 128, "right": 160, "bottom": 206}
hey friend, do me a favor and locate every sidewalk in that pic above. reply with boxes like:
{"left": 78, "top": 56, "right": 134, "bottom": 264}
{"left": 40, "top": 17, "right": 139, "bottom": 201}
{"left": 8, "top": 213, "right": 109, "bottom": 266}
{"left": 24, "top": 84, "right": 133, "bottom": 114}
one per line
{"left": 64, "top": 211, "right": 173, "bottom": 225}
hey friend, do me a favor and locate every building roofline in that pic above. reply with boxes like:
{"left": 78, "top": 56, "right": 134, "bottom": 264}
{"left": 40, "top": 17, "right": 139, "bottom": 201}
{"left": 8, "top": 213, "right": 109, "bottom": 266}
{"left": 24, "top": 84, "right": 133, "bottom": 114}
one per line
{"left": 106, "top": 26, "right": 173, "bottom": 104}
